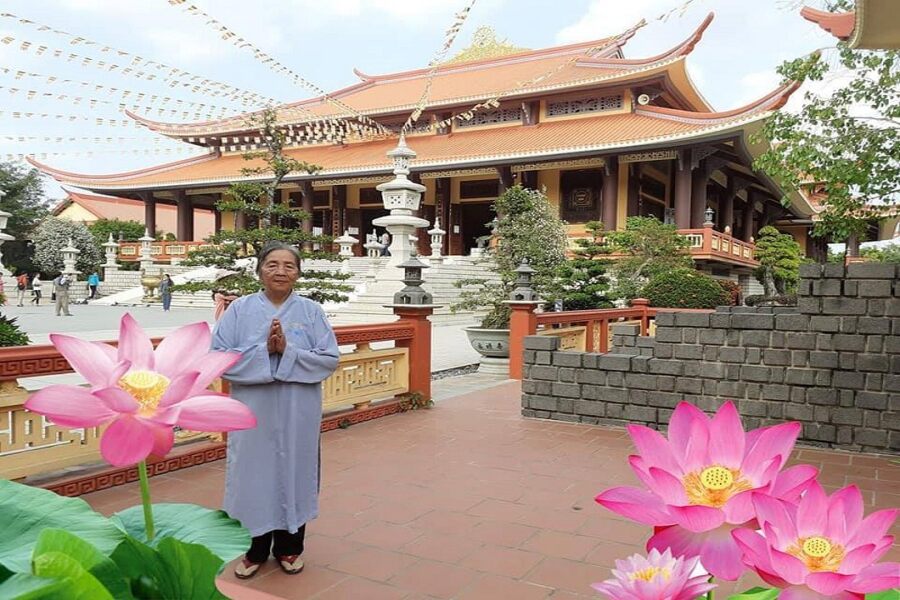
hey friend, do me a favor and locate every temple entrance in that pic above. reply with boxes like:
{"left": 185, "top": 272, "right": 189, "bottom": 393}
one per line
{"left": 361, "top": 207, "right": 388, "bottom": 245}
{"left": 460, "top": 201, "right": 495, "bottom": 255}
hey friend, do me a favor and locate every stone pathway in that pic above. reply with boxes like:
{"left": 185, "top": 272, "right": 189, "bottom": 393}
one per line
{"left": 80, "top": 375, "right": 900, "bottom": 600}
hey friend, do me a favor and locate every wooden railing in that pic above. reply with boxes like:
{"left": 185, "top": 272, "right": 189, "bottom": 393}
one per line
{"left": 508, "top": 299, "right": 711, "bottom": 379}
{"left": 118, "top": 241, "right": 210, "bottom": 262}
{"left": 577, "top": 226, "right": 758, "bottom": 267}
{"left": 679, "top": 225, "right": 758, "bottom": 267}
{"left": 0, "top": 311, "right": 433, "bottom": 483}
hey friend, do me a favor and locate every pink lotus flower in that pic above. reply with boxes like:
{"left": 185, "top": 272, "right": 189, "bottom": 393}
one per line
{"left": 25, "top": 314, "right": 255, "bottom": 467}
{"left": 733, "top": 481, "right": 899, "bottom": 599}
{"left": 596, "top": 401, "right": 817, "bottom": 581}
{"left": 592, "top": 548, "right": 716, "bottom": 600}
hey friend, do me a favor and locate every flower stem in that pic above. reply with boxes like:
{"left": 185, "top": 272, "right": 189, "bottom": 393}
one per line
{"left": 137, "top": 461, "right": 155, "bottom": 541}
{"left": 707, "top": 577, "right": 715, "bottom": 600}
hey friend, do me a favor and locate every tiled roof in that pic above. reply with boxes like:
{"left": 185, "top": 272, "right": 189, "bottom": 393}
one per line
{"left": 126, "top": 15, "right": 715, "bottom": 138}
{"left": 30, "top": 84, "right": 794, "bottom": 192}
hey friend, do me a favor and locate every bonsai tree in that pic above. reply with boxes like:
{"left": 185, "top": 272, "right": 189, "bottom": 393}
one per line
{"left": 177, "top": 108, "right": 352, "bottom": 303}
{"left": 453, "top": 185, "right": 568, "bottom": 328}
{"left": 555, "top": 220, "right": 613, "bottom": 310}
{"left": 32, "top": 217, "right": 102, "bottom": 276}
{"left": 603, "top": 216, "right": 692, "bottom": 301}
{"left": 754, "top": 225, "right": 803, "bottom": 296}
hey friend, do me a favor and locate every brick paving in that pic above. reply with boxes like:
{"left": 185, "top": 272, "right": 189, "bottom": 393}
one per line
{"left": 81, "top": 378, "right": 900, "bottom": 599}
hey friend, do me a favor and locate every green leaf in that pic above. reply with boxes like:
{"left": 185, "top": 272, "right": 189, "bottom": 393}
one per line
{"left": 111, "top": 536, "right": 227, "bottom": 600}
{"left": 0, "top": 573, "right": 68, "bottom": 599}
{"left": 111, "top": 503, "right": 249, "bottom": 564}
{"left": 0, "top": 480, "right": 125, "bottom": 573}
{"left": 867, "top": 590, "right": 900, "bottom": 600}
{"left": 727, "top": 587, "right": 779, "bottom": 600}
{"left": 32, "top": 552, "right": 114, "bottom": 600}
{"left": 32, "top": 529, "right": 132, "bottom": 600}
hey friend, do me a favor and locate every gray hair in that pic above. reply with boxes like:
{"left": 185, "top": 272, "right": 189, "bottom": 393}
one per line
{"left": 256, "top": 242, "right": 302, "bottom": 276}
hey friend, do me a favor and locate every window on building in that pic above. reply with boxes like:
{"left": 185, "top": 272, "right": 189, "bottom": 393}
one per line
{"left": 359, "top": 187, "right": 381, "bottom": 205}
{"left": 547, "top": 94, "right": 623, "bottom": 117}
{"left": 456, "top": 107, "right": 523, "bottom": 128}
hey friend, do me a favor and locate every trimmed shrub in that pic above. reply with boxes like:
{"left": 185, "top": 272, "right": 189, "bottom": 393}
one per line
{"left": 0, "top": 314, "right": 29, "bottom": 347}
{"left": 717, "top": 279, "right": 742, "bottom": 306}
{"left": 643, "top": 268, "right": 731, "bottom": 309}
{"left": 745, "top": 294, "right": 797, "bottom": 307}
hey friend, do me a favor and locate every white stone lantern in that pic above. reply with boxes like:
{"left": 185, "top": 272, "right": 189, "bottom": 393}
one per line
{"left": 335, "top": 229, "right": 359, "bottom": 274}
{"left": 428, "top": 217, "right": 446, "bottom": 264}
{"left": 139, "top": 229, "right": 155, "bottom": 272}
{"left": 103, "top": 233, "right": 119, "bottom": 268}
{"left": 373, "top": 134, "right": 429, "bottom": 271}
{"left": 61, "top": 238, "right": 80, "bottom": 277}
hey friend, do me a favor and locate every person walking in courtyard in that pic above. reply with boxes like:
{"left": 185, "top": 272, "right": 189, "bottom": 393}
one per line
{"left": 213, "top": 242, "right": 340, "bottom": 580}
{"left": 30, "top": 274, "right": 42, "bottom": 305}
{"left": 15, "top": 273, "right": 27, "bottom": 306}
{"left": 87, "top": 271, "right": 100, "bottom": 300}
{"left": 53, "top": 273, "right": 72, "bottom": 316}
{"left": 380, "top": 230, "right": 391, "bottom": 256}
{"left": 159, "top": 273, "right": 173, "bottom": 312}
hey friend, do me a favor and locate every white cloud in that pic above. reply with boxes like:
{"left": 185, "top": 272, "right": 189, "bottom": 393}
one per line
{"left": 141, "top": 29, "right": 232, "bottom": 64}
{"left": 555, "top": 0, "right": 675, "bottom": 44}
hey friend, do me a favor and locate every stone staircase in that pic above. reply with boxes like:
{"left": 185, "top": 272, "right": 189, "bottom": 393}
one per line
{"left": 155, "top": 256, "right": 500, "bottom": 326}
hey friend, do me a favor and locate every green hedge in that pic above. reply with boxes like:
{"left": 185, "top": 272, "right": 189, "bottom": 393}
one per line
{"left": 643, "top": 268, "right": 731, "bottom": 309}
{"left": 0, "top": 314, "right": 30, "bottom": 347}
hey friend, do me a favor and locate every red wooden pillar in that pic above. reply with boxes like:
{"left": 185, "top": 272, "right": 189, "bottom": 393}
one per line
{"left": 393, "top": 306, "right": 434, "bottom": 401}
{"left": 174, "top": 189, "right": 194, "bottom": 241}
{"left": 300, "top": 180, "right": 314, "bottom": 252}
{"left": 141, "top": 191, "right": 157, "bottom": 238}
{"left": 601, "top": 157, "right": 618, "bottom": 230}
{"left": 690, "top": 160, "right": 710, "bottom": 228}
{"left": 674, "top": 151, "right": 693, "bottom": 229}
{"left": 507, "top": 301, "right": 539, "bottom": 380}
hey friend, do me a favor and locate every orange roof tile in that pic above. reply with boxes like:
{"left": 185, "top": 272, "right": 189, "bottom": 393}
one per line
{"left": 55, "top": 191, "right": 216, "bottom": 238}
{"left": 127, "top": 15, "right": 716, "bottom": 138}
{"left": 31, "top": 85, "right": 792, "bottom": 193}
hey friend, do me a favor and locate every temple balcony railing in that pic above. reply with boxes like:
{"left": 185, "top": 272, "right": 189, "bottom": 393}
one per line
{"left": 0, "top": 309, "right": 433, "bottom": 494}
{"left": 118, "top": 241, "right": 210, "bottom": 262}
{"left": 573, "top": 226, "right": 758, "bottom": 268}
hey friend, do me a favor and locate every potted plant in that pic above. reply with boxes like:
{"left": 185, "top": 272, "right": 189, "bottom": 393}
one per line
{"left": 452, "top": 185, "right": 568, "bottom": 362}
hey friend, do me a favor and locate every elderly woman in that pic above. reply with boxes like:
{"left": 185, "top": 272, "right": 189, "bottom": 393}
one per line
{"left": 213, "top": 242, "right": 340, "bottom": 579}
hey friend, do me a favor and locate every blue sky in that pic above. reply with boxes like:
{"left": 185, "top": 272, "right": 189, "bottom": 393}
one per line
{"left": 0, "top": 0, "right": 836, "bottom": 199}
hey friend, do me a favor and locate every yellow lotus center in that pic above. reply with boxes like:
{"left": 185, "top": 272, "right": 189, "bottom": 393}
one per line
{"left": 683, "top": 466, "right": 752, "bottom": 508}
{"left": 629, "top": 566, "right": 670, "bottom": 582}
{"left": 788, "top": 536, "right": 845, "bottom": 572}
{"left": 118, "top": 370, "right": 170, "bottom": 416}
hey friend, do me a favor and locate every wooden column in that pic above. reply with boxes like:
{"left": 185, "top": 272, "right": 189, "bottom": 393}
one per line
{"left": 214, "top": 209, "right": 222, "bottom": 234}
{"left": 601, "top": 158, "right": 618, "bottom": 230}
{"left": 742, "top": 196, "right": 755, "bottom": 242}
{"left": 674, "top": 151, "right": 692, "bottom": 229}
{"left": 497, "top": 166, "right": 514, "bottom": 194}
{"left": 627, "top": 164, "right": 640, "bottom": 219}
{"left": 141, "top": 191, "right": 157, "bottom": 237}
{"left": 174, "top": 190, "right": 194, "bottom": 241}
{"left": 721, "top": 180, "right": 735, "bottom": 233}
{"left": 690, "top": 160, "right": 709, "bottom": 228}
{"left": 299, "top": 181, "right": 314, "bottom": 251}
{"left": 508, "top": 302, "right": 539, "bottom": 380}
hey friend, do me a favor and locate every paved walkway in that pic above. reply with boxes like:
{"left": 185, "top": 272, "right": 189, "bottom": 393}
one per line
{"left": 81, "top": 376, "right": 900, "bottom": 600}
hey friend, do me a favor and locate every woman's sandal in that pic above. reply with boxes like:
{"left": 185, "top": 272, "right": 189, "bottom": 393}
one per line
{"left": 234, "top": 557, "right": 264, "bottom": 580}
{"left": 276, "top": 555, "right": 304, "bottom": 575}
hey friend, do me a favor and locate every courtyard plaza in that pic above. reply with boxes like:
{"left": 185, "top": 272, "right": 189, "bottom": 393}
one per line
{"left": 78, "top": 378, "right": 900, "bottom": 600}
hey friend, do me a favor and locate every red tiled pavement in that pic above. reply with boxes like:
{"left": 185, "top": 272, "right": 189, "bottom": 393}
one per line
{"left": 81, "top": 381, "right": 900, "bottom": 599}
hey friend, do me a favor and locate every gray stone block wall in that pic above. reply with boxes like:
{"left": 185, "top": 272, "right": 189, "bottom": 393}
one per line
{"left": 521, "top": 263, "right": 900, "bottom": 454}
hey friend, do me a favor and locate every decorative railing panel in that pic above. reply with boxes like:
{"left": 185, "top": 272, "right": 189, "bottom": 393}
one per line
{"left": 118, "top": 241, "right": 210, "bottom": 262}
{"left": 0, "top": 321, "right": 417, "bottom": 481}
{"left": 537, "top": 326, "right": 586, "bottom": 351}
{"left": 588, "top": 228, "right": 758, "bottom": 267}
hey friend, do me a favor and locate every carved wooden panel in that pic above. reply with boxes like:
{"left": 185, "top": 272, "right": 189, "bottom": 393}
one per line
{"left": 323, "top": 346, "right": 409, "bottom": 412}
{"left": 537, "top": 326, "right": 586, "bottom": 352}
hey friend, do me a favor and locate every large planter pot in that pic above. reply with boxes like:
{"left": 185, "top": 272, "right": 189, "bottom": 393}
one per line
{"left": 464, "top": 327, "right": 510, "bottom": 358}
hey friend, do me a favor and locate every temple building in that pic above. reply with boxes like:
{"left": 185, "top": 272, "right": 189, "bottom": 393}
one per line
{"left": 31, "top": 14, "right": 833, "bottom": 287}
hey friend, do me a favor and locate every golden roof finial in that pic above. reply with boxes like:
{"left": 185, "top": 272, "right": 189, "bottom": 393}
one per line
{"left": 445, "top": 26, "right": 529, "bottom": 65}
